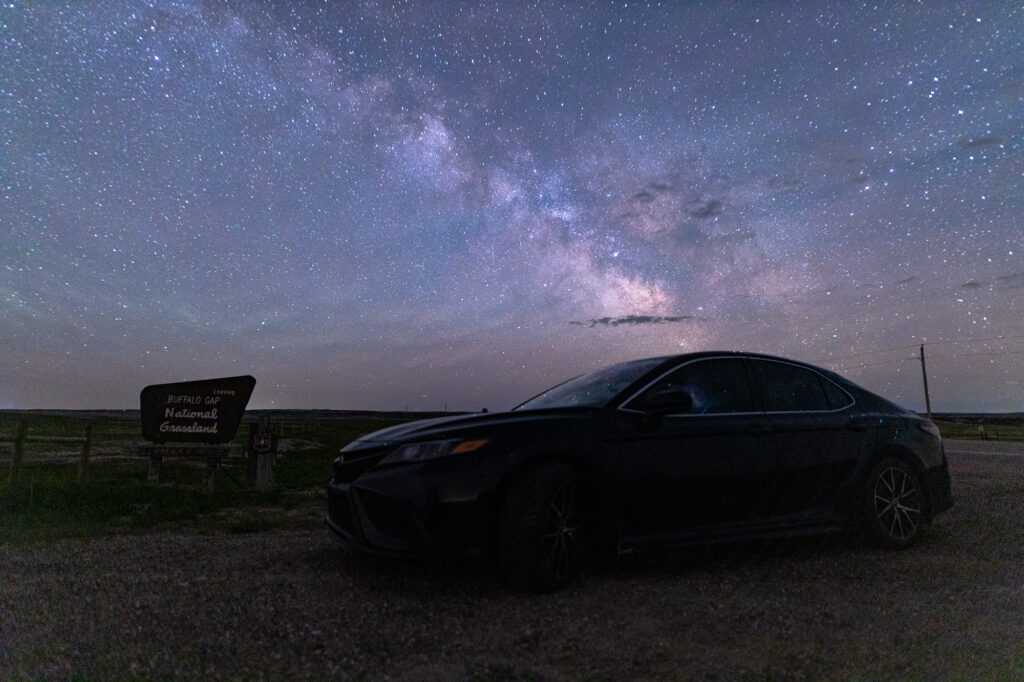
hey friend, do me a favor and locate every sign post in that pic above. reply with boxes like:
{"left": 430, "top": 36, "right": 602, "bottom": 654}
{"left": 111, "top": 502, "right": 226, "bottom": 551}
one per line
{"left": 247, "top": 415, "right": 278, "bottom": 491}
{"left": 139, "top": 376, "right": 256, "bottom": 490}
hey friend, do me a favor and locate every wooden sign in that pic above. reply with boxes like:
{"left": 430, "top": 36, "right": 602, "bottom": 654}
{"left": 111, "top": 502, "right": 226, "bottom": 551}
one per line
{"left": 140, "top": 375, "right": 256, "bottom": 443}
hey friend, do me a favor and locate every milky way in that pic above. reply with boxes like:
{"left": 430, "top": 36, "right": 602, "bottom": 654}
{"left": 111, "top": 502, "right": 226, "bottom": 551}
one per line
{"left": 3, "top": 2, "right": 1022, "bottom": 411}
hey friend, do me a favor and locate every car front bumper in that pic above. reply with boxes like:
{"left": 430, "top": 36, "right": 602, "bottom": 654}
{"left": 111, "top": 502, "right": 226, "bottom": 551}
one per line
{"left": 326, "top": 464, "right": 496, "bottom": 558}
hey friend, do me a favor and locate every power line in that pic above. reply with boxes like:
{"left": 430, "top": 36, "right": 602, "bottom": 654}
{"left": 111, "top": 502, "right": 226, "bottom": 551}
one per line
{"left": 919, "top": 333, "right": 1024, "bottom": 348}
{"left": 815, "top": 346, "right": 918, "bottom": 363}
{"left": 916, "top": 348, "right": 1024, "bottom": 361}
{"left": 839, "top": 356, "right": 918, "bottom": 370}
{"left": 832, "top": 348, "right": 1024, "bottom": 370}
{"left": 816, "top": 333, "right": 1024, "bottom": 365}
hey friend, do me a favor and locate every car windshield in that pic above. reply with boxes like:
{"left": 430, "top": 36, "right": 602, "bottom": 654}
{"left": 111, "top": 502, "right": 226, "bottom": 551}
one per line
{"left": 514, "top": 357, "right": 667, "bottom": 410}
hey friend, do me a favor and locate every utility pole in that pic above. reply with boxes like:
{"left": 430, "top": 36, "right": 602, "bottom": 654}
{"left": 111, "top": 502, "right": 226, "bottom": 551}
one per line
{"left": 919, "top": 343, "right": 933, "bottom": 419}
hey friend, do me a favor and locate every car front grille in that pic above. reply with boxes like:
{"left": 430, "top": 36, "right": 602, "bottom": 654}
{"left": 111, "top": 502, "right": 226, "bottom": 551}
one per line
{"left": 358, "top": 488, "right": 422, "bottom": 545}
{"left": 332, "top": 448, "right": 388, "bottom": 483}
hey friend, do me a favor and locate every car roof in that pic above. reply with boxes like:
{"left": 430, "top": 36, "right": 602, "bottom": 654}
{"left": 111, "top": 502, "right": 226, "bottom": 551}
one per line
{"left": 636, "top": 350, "right": 858, "bottom": 390}
{"left": 651, "top": 350, "right": 825, "bottom": 368}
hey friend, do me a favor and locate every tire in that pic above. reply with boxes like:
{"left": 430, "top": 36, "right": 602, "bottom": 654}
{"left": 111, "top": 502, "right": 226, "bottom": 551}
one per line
{"left": 863, "top": 457, "right": 927, "bottom": 548}
{"left": 498, "top": 461, "right": 587, "bottom": 591}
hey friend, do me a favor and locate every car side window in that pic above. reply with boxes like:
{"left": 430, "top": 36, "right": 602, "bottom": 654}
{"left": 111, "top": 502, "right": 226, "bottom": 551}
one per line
{"left": 752, "top": 360, "right": 831, "bottom": 412}
{"left": 638, "top": 359, "right": 754, "bottom": 415}
{"left": 821, "top": 377, "right": 854, "bottom": 409}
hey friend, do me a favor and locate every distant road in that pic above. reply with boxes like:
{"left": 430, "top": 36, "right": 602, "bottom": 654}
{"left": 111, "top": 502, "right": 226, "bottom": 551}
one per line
{"left": 944, "top": 438, "right": 1024, "bottom": 457}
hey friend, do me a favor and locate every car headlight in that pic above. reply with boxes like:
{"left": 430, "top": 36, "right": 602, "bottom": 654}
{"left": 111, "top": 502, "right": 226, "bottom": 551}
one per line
{"left": 379, "top": 438, "right": 489, "bottom": 465}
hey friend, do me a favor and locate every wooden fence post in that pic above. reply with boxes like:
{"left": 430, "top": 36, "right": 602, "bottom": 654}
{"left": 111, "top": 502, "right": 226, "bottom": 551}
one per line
{"left": 246, "top": 421, "right": 257, "bottom": 483}
{"left": 248, "top": 416, "right": 277, "bottom": 491}
{"left": 148, "top": 452, "right": 162, "bottom": 483}
{"left": 204, "top": 455, "right": 217, "bottom": 492}
{"left": 77, "top": 425, "right": 92, "bottom": 483}
{"left": 11, "top": 418, "right": 26, "bottom": 483}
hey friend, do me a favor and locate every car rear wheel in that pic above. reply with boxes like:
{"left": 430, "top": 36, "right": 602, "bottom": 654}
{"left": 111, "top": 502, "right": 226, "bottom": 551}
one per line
{"left": 864, "top": 457, "right": 926, "bottom": 548}
{"left": 498, "top": 461, "right": 587, "bottom": 591}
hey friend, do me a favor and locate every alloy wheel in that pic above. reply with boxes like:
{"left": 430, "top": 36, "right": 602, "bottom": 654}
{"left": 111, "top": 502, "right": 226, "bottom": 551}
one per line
{"left": 873, "top": 465, "right": 923, "bottom": 542}
{"left": 542, "top": 479, "right": 583, "bottom": 582}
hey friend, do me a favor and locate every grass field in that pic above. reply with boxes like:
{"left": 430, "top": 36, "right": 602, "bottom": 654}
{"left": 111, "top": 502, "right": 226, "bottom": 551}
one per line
{"left": 933, "top": 419, "right": 1024, "bottom": 441}
{"left": 0, "top": 411, "right": 414, "bottom": 543}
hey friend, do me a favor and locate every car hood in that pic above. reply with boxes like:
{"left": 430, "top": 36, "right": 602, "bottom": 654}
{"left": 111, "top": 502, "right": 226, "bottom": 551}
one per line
{"left": 341, "top": 409, "right": 595, "bottom": 452}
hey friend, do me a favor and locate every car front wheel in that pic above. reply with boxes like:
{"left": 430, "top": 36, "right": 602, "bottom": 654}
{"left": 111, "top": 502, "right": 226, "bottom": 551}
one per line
{"left": 864, "top": 457, "right": 927, "bottom": 548}
{"left": 498, "top": 461, "right": 587, "bottom": 591}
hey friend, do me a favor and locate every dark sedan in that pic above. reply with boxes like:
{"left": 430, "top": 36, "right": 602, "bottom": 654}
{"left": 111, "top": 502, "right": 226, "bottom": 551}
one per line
{"left": 327, "top": 351, "right": 954, "bottom": 590}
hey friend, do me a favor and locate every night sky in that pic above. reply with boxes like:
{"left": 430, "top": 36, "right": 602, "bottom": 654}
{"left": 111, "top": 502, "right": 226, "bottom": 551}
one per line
{"left": 3, "top": 2, "right": 1022, "bottom": 412}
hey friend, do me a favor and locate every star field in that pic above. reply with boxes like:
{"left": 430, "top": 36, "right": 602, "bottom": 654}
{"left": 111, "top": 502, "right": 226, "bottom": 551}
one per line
{"left": 2, "top": 1, "right": 1022, "bottom": 412}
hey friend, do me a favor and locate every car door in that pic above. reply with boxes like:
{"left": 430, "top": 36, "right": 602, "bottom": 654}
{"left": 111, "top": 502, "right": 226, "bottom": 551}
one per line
{"left": 612, "top": 357, "right": 776, "bottom": 540}
{"left": 748, "top": 358, "right": 869, "bottom": 521}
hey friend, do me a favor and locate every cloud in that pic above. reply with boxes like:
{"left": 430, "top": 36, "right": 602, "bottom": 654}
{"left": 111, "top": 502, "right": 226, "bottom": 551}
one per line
{"left": 591, "top": 157, "right": 737, "bottom": 238}
{"left": 834, "top": 273, "right": 922, "bottom": 293}
{"left": 995, "top": 273, "right": 1024, "bottom": 289}
{"left": 963, "top": 272, "right": 1024, "bottom": 291}
{"left": 616, "top": 179, "right": 685, "bottom": 238}
{"left": 685, "top": 198, "right": 724, "bottom": 219}
{"left": 570, "top": 314, "right": 697, "bottom": 328}
{"left": 766, "top": 174, "right": 804, "bottom": 192}
{"left": 956, "top": 135, "right": 1001, "bottom": 149}
{"left": 673, "top": 224, "right": 756, "bottom": 250}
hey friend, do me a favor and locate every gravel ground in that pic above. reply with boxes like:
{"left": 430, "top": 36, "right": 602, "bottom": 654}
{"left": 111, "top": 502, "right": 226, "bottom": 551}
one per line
{"left": 2, "top": 446, "right": 1023, "bottom": 681}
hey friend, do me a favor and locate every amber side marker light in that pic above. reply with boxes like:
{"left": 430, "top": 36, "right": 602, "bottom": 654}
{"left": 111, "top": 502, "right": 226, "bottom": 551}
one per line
{"left": 452, "top": 439, "right": 489, "bottom": 454}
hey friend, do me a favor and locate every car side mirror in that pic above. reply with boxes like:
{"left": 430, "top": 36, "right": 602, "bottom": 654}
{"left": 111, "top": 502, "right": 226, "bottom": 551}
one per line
{"left": 642, "top": 387, "right": 693, "bottom": 415}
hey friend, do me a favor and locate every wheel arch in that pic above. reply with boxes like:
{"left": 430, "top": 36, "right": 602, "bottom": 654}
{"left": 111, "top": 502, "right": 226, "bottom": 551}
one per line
{"left": 495, "top": 450, "right": 623, "bottom": 558}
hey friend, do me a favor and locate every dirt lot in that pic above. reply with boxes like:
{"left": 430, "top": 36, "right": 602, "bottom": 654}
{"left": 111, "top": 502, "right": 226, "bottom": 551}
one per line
{"left": 2, "top": 441, "right": 1023, "bottom": 680}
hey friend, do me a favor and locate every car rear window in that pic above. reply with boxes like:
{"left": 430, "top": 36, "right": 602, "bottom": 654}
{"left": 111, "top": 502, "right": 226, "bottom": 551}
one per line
{"left": 752, "top": 360, "right": 832, "bottom": 412}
